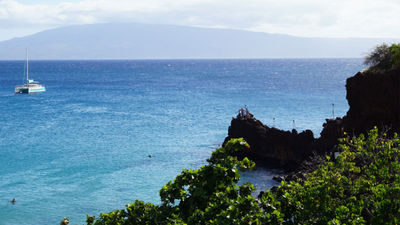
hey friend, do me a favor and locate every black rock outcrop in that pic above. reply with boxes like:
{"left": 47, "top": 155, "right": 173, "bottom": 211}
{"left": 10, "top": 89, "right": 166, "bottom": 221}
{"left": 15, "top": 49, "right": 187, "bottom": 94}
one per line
{"left": 222, "top": 117, "right": 317, "bottom": 171}
{"left": 223, "top": 68, "right": 400, "bottom": 171}
{"left": 342, "top": 68, "right": 400, "bottom": 135}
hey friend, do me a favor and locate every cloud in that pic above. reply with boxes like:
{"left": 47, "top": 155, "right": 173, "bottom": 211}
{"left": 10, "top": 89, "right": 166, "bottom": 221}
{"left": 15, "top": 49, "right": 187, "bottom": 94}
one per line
{"left": 0, "top": 0, "right": 399, "bottom": 41}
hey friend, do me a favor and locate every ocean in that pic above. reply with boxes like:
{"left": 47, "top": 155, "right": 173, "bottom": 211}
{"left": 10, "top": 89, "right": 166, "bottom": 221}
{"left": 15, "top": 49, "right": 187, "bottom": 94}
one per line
{"left": 0, "top": 59, "right": 364, "bottom": 224}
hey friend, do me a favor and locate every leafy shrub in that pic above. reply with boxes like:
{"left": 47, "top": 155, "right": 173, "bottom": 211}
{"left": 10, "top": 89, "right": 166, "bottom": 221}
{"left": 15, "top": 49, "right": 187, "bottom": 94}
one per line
{"left": 364, "top": 43, "right": 400, "bottom": 70}
{"left": 84, "top": 129, "right": 399, "bottom": 224}
{"left": 272, "top": 127, "right": 400, "bottom": 224}
{"left": 391, "top": 43, "right": 400, "bottom": 67}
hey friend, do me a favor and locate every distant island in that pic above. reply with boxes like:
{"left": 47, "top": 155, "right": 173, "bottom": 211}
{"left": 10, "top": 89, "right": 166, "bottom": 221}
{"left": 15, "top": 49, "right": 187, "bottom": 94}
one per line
{"left": 0, "top": 23, "right": 398, "bottom": 60}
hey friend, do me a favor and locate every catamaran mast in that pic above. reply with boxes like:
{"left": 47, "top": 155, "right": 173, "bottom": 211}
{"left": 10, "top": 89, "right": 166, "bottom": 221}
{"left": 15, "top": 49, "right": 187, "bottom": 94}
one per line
{"left": 26, "top": 48, "right": 29, "bottom": 83}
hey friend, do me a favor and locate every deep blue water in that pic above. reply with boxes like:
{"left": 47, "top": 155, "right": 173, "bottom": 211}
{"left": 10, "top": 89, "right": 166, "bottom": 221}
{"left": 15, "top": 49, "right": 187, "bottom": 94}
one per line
{"left": 0, "top": 59, "right": 364, "bottom": 224}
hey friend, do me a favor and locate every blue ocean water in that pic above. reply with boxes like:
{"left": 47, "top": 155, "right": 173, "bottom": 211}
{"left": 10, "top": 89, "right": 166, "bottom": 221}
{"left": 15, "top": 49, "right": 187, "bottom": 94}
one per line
{"left": 0, "top": 59, "right": 364, "bottom": 224}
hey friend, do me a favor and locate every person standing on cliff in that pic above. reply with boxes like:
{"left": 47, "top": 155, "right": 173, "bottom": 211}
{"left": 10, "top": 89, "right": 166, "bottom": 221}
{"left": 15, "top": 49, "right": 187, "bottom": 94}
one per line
{"left": 239, "top": 108, "right": 244, "bottom": 118}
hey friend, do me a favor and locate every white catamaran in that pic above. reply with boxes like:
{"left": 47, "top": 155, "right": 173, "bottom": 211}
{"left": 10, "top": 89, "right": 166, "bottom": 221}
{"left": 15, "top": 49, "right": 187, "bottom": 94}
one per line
{"left": 15, "top": 49, "right": 46, "bottom": 94}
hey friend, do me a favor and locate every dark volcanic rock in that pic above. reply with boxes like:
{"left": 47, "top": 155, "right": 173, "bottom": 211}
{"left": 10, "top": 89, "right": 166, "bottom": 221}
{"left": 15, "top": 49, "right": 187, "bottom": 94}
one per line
{"left": 316, "top": 117, "right": 345, "bottom": 153}
{"left": 222, "top": 117, "right": 317, "bottom": 171}
{"left": 284, "top": 153, "right": 328, "bottom": 182}
{"left": 342, "top": 68, "right": 400, "bottom": 135}
{"left": 223, "top": 67, "right": 400, "bottom": 172}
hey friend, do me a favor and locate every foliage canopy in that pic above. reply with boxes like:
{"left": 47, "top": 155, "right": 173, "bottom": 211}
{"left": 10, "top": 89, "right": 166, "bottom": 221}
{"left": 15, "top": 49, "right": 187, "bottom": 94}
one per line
{"left": 364, "top": 43, "right": 400, "bottom": 70}
{"left": 83, "top": 128, "right": 399, "bottom": 224}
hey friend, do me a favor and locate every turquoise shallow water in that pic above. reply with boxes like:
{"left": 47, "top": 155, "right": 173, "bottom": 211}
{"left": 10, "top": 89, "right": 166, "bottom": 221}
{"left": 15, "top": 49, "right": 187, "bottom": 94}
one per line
{"left": 0, "top": 59, "right": 363, "bottom": 224}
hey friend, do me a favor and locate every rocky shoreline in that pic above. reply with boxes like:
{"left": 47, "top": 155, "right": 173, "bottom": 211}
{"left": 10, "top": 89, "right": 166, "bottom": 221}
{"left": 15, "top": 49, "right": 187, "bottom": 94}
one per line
{"left": 223, "top": 67, "right": 400, "bottom": 178}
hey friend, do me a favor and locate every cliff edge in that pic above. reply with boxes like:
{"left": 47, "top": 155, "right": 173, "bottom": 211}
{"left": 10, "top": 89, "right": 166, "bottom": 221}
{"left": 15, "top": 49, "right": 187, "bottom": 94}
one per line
{"left": 223, "top": 67, "right": 400, "bottom": 171}
{"left": 342, "top": 68, "right": 400, "bottom": 134}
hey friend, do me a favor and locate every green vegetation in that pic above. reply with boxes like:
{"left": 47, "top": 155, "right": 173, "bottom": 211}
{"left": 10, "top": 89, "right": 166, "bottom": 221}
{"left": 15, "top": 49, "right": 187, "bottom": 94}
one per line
{"left": 364, "top": 43, "right": 400, "bottom": 71}
{"left": 83, "top": 128, "right": 399, "bottom": 224}
{"left": 274, "top": 128, "right": 400, "bottom": 224}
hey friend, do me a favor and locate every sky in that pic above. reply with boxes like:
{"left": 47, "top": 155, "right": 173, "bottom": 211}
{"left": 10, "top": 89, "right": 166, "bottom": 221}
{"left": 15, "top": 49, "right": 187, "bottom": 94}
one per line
{"left": 1, "top": 0, "right": 400, "bottom": 41}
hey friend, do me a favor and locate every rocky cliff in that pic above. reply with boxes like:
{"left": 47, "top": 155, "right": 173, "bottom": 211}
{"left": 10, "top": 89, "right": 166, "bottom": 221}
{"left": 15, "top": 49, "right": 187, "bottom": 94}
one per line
{"left": 223, "top": 67, "right": 400, "bottom": 171}
{"left": 342, "top": 68, "right": 400, "bottom": 135}
{"left": 223, "top": 118, "right": 316, "bottom": 171}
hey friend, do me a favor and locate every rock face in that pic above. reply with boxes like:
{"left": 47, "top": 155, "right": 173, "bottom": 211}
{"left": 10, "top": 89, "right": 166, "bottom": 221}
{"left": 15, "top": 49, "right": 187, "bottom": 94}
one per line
{"left": 223, "top": 117, "right": 317, "bottom": 171}
{"left": 342, "top": 68, "right": 400, "bottom": 135}
{"left": 223, "top": 68, "right": 400, "bottom": 171}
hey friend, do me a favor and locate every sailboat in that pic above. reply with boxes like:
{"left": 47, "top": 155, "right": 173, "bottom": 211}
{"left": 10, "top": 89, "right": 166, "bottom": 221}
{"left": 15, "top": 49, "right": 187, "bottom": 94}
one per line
{"left": 15, "top": 49, "right": 46, "bottom": 94}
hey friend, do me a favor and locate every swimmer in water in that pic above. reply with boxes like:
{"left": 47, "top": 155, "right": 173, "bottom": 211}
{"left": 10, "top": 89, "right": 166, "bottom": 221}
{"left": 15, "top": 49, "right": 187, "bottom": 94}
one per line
{"left": 10, "top": 198, "right": 16, "bottom": 204}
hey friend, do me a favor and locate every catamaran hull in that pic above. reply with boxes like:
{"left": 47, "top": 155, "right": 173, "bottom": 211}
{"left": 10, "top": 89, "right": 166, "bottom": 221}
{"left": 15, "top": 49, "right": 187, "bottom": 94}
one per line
{"left": 28, "top": 87, "right": 46, "bottom": 93}
{"left": 15, "top": 86, "right": 46, "bottom": 94}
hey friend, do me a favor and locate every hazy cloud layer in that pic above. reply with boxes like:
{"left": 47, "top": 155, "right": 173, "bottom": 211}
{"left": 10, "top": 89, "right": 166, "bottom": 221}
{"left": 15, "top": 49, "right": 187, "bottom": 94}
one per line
{"left": 0, "top": 0, "right": 400, "bottom": 41}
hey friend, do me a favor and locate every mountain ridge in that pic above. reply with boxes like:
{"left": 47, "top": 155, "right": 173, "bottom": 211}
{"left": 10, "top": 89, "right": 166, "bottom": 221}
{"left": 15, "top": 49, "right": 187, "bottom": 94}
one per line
{"left": 0, "top": 23, "right": 397, "bottom": 60}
